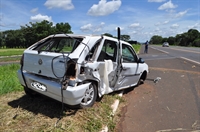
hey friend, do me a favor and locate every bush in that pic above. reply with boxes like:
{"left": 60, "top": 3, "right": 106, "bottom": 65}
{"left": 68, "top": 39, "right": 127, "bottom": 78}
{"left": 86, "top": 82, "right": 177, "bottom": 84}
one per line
{"left": 193, "top": 38, "right": 200, "bottom": 47}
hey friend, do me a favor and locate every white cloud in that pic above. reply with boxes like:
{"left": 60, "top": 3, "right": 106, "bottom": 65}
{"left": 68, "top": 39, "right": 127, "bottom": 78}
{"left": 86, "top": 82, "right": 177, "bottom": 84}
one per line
{"left": 30, "top": 14, "right": 52, "bottom": 22}
{"left": 31, "top": 8, "right": 38, "bottom": 13}
{"left": 129, "top": 23, "right": 140, "bottom": 28}
{"left": 175, "top": 10, "right": 188, "bottom": 18}
{"left": 44, "top": 0, "right": 74, "bottom": 10}
{"left": 80, "top": 23, "right": 106, "bottom": 33}
{"left": 130, "top": 31, "right": 137, "bottom": 34}
{"left": 155, "top": 22, "right": 161, "bottom": 26}
{"left": 158, "top": 0, "right": 177, "bottom": 10}
{"left": 0, "top": 13, "right": 3, "bottom": 21}
{"left": 148, "top": 0, "right": 166, "bottom": 2}
{"left": 170, "top": 23, "right": 179, "bottom": 29}
{"left": 154, "top": 27, "right": 160, "bottom": 32}
{"left": 154, "top": 20, "right": 169, "bottom": 26}
{"left": 88, "top": 0, "right": 121, "bottom": 16}
{"left": 163, "top": 20, "right": 169, "bottom": 24}
{"left": 188, "top": 23, "right": 200, "bottom": 29}
{"left": 100, "top": 22, "right": 105, "bottom": 26}
{"left": 80, "top": 24, "right": 93, "bottom": 32}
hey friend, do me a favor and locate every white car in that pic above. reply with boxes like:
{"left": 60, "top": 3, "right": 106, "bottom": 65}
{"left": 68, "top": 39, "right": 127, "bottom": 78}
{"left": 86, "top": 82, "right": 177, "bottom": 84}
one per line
{"left": 17, "top": 33, "right": 148, "bottom": 108}
{"left": 163, "top": 42, "right": 169, "bottom": 47}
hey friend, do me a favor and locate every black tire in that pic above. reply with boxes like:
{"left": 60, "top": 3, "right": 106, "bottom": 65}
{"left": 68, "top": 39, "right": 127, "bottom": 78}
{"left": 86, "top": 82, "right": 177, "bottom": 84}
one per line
{"left": 80, "top": 82, "right": 97, "bottom": 108}
{"left": 137, "top": 72, "right": 147, "bottom": 86}
{"left": 136, "top": 78, "right": 143, "bottom": 86}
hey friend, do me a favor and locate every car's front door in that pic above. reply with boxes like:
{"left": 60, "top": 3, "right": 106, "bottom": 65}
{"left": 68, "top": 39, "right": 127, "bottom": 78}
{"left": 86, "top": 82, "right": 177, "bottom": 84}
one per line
{"left": 115, "top": 44, "right": 141, "bottom": 89}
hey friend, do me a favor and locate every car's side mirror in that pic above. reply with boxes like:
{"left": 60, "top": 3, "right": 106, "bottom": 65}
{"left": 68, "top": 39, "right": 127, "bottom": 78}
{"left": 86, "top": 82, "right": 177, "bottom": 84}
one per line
{"left": 138, "top": 58, "right": 145, "bottom": 63}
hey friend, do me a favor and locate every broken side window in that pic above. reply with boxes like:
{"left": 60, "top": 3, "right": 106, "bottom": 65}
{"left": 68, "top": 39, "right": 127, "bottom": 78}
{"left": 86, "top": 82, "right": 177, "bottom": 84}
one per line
{"left": 97, "top": 40, "right": 117, "bottom": 62}
{"left": 85, "top": 41, "right": 100, "bottom": 61}
{"left": 122, "top": 44, "right": 137, "bottom": 63}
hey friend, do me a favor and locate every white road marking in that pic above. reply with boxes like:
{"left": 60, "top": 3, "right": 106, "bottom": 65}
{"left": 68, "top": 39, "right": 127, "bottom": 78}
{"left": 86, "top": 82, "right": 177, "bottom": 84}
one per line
{"left": 150, "top": 47, "right": 169, "bottom": 54}
{"left": 169, "top": 47, "right": 200, "bottom": 54}
{"left": 180, "top": 57, "right": 200, "bottom": 65}
{"left": 144, "top": 57, "right": 177, "bottom": 61}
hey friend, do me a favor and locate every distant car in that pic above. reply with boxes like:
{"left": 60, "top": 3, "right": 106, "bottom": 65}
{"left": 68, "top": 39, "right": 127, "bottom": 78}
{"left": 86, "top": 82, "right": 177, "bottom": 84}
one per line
{"left": 163, "top": 42, "right": 169, "bottom": 47}
{"left": 17, "top": 34, "right": 148, "bottom": 108}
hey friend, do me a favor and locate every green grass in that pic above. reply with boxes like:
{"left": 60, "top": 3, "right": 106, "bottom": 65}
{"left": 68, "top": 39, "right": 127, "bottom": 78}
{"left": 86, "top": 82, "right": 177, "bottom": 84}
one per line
{"left": 0, "top": 56, "right": 21, "bottom": 62}
{"left": 81, "top": 94, "right": 119, "bottom": 132}
{"left": 0, "top": 49, "right": 25, "bottom": 56}
{"left": 0, "top": 64, "right": 23, "bottom": 95}
{"left": 132, "top": 44, "right": 141, "bottom": 53}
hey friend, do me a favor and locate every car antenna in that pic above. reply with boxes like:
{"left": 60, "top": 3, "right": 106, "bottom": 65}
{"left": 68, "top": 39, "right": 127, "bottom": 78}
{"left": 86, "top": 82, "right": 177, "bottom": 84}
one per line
{"left": 117, "top": 27, "right": 120, "bottom": 41}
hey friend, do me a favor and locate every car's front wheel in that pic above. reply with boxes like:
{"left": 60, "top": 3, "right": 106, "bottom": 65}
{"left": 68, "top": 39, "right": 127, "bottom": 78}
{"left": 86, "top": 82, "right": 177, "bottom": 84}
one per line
{"left": 80, "top": 82, "right": 97, "bottom": 108}
{"left": 137, "top": 71, "right": 147, "bottom": 86}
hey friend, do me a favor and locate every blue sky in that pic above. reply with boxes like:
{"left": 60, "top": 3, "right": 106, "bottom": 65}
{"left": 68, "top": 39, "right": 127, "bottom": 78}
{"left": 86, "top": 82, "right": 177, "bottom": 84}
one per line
{"left": 0, "top": 0, "right": 199, "bottom": 42}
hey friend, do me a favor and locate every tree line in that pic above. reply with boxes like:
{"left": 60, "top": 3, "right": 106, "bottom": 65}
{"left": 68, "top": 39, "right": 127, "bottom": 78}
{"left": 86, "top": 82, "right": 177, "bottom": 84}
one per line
{"left": 0, "top": 20, "right": 73, "bottom": 48}
{"left": 150, "top": 29, "right": 200, "bottom": 47}
{"left": 0, "top": 20, "right": 199, "bottom": 48}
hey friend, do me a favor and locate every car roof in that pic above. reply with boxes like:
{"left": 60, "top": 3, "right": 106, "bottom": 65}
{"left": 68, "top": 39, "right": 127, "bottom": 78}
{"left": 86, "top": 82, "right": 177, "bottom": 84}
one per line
{"left": 47, "top": 34, "right": 132, "bottom": 46}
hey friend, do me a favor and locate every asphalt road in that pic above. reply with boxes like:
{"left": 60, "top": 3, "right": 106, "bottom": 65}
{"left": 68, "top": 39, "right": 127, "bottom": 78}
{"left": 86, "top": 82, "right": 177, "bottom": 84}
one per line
{"left": 147, "top": 45, "right": 200, "bottom": 65}
{"left": 116, "top": 45, "right": 200, "bottom": 132}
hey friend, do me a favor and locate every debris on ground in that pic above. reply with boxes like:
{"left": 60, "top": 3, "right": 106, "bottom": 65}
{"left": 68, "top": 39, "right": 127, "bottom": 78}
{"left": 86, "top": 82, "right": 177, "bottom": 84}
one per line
{"left": 153, "top": 77, "right": 161, "bottom": 83}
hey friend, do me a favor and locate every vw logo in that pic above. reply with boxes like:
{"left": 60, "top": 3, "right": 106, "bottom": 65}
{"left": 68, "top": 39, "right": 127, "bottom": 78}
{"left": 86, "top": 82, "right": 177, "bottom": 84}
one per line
{"left": 38, "top": 59, "right": 43, "bottom": 65}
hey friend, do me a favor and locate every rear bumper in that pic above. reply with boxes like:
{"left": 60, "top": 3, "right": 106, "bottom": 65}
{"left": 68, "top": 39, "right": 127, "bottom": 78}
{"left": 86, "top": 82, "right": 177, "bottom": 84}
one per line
{"left": 17, "top": 70, "right": 90, "bottom": 105}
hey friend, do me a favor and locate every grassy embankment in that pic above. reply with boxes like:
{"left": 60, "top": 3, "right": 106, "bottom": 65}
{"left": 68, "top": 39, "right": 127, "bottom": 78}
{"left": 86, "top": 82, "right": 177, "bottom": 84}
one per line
{"left": 132, "top": 44, "right": 141, "bottom": 53}
{"left": 0, "top": 49, "right": 24, "bottom": 94}
{"left": 0, "top": 49, "right": 24, "bottom": 62}
{"left": 0, "top": 64, "right": 22, "bottom": 95}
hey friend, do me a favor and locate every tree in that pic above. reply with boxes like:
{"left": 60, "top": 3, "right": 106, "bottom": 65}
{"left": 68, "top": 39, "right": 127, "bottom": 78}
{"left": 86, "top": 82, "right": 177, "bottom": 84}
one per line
{"left": 162, "top": 37, "right": 168, "bottom": 43}
{"left": 20, "top": 20, "right": 73, "bottom": 47}
{"left": 150, "top": 35, "right": 163, "bottom": 44}
{"left": 167, "top": 36, "right": 175, "bottom": 45}
{"left": 179, "top": 33, "right": 188, "bottom": 46}
{"left": 193, "top": 38, "right": 200, "bottom": 47}
{"left": 120, "top": 34, "right": 130, "bottom": 41}
{"left": 0, "top": 32, "right": 3, "bottom": 48}
{"left": 103, "top": 33, "right": 113, "bottom": 37}
{"left": 187, "top": 29, "right": 200, "bottom": 46}
{"left": 54, "top": 22, "right": 73, "bottom": 34}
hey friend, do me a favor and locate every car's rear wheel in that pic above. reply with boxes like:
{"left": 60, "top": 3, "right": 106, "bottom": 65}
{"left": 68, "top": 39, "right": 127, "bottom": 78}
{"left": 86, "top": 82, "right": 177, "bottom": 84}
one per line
{"left": 80, "top": 82, "right": 97, "bottom": 108}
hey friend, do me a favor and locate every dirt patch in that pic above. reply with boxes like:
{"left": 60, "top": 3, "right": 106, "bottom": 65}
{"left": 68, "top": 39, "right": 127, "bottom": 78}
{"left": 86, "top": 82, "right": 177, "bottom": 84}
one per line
{"left": 115, "top": 66, "right": 200, "bottom": 132}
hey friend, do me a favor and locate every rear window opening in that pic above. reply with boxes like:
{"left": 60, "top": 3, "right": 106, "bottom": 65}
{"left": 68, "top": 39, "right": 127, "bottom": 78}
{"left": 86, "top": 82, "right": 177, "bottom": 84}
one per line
{"left": 33, "top": 37, "right": 83, "bottom": 53}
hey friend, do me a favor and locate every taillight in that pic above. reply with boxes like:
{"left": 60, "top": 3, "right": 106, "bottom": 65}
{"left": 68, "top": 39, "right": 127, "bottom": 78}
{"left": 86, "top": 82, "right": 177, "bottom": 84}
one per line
{"left": 20, "top": 54, "right": 24, "bottom": 66}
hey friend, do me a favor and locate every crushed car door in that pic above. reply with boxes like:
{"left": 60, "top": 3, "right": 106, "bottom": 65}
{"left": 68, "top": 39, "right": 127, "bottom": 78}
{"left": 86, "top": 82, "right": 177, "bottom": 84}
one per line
{"left": 115, "top": 44, "right": 141, "bottom": 89}
{"left": 95, "top": 39, "right": 119, "bottom": 90}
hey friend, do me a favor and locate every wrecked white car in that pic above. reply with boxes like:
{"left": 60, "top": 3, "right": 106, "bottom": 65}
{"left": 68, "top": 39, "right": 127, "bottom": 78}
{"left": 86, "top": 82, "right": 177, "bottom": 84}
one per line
{"left": 17, "top": 33, "right": 148, "bottom": 108}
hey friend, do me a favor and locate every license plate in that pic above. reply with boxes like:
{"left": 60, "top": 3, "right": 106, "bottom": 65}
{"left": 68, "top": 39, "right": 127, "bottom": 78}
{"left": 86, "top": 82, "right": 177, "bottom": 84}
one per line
{"left": 31, "top": 82, "right": 47, "bottom": 91}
